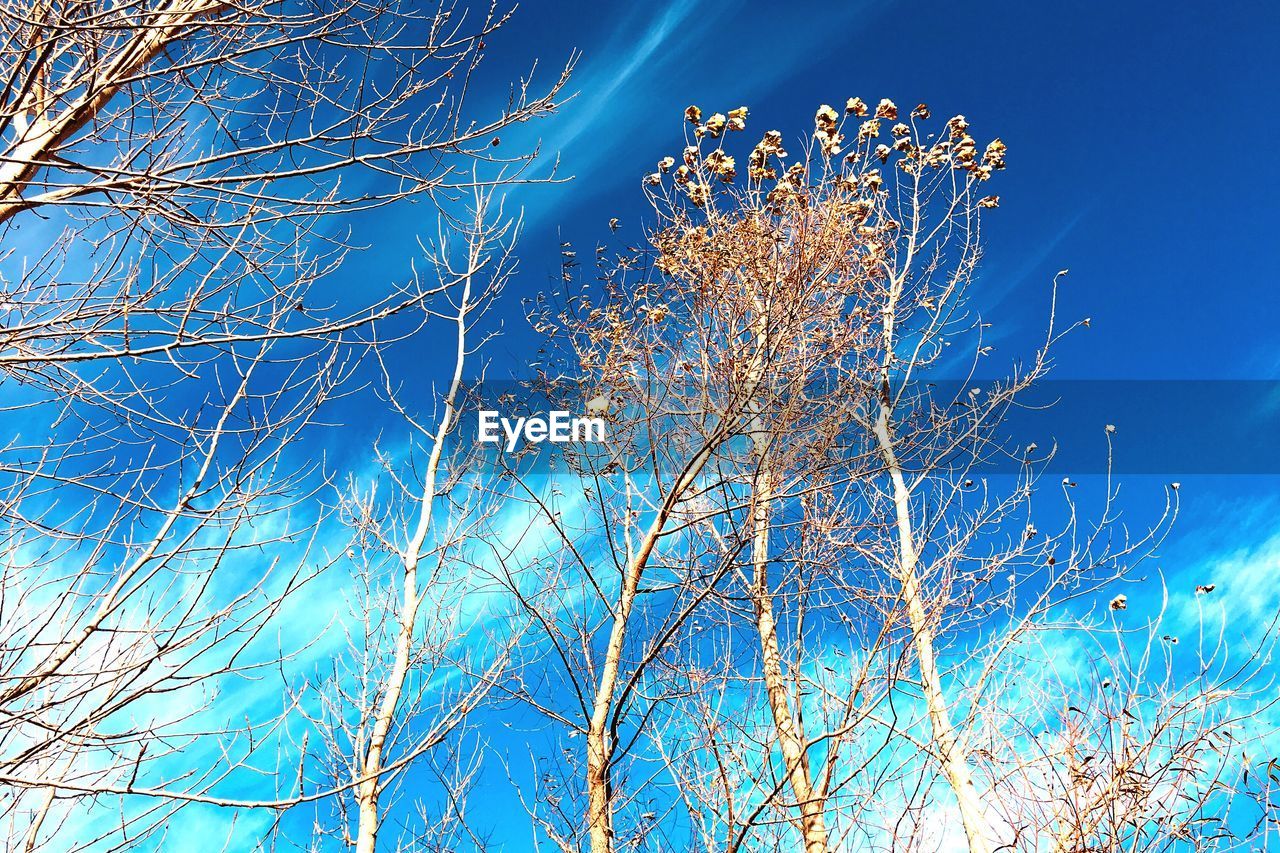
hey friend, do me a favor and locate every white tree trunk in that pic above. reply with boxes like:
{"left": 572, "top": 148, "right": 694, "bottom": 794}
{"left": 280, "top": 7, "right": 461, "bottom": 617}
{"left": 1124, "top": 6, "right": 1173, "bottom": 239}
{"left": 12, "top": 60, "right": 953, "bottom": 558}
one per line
{"left": 750, "top": 447, "right": 829, "bottom": 852}
{"left": 874, "top": 410, "right": 995, "bottom": 853}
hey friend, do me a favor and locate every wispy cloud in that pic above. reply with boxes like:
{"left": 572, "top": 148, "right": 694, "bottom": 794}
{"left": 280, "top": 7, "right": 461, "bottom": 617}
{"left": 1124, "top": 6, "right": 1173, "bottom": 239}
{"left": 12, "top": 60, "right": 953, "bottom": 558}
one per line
{"left": 551, "top": 0, "right": 700, "bottom": 159}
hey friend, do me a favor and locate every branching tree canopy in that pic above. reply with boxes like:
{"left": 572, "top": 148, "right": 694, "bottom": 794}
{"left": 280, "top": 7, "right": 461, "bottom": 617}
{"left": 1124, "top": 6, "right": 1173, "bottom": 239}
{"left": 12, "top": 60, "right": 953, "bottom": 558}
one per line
{"left": 0, "top": 0, "right": 570, "bottom": 848}
{"left": 510, "top": 101, "right": 1277, "bottom": 852}
{"left": 0, "top": 2, "right": 1275, "bottom": 850}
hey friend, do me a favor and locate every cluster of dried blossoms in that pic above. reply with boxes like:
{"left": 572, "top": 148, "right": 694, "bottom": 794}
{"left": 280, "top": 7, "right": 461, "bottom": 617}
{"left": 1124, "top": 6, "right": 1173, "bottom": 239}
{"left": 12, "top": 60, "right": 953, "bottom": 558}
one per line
{"left": 648, "top": 99, "right": 1005, "bottom": 216}
{"left": 634, "top": 99, "right": 1005, "bottom": 315}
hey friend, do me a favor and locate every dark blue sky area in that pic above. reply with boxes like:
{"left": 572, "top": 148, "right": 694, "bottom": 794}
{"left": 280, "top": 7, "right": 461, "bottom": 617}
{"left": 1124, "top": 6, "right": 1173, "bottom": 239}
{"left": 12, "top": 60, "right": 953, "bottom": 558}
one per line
{"left": 483, "top": 0, "right": 1278, "bottom": 379}
{"left": 340, "top": 0, "right": 1279, "bottom": 480}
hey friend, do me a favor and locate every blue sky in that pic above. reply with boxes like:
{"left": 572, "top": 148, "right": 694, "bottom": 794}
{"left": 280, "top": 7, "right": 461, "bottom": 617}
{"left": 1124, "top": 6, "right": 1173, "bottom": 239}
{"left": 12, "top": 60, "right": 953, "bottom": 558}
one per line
{"left": 340, "top": 0, "right": 1280, "bottom": 572}
{"left": 343, "top": 0, "right": 1280, "bottom": 414}
{"left": 30, "top": 1, "right": 1278, "bottom": 848}
{"left": 272, "top": 1, "right": 1280, "bottom": 847}
{"left": 477, "top": 0, "right": 1279, "bottom": 375}
{"left": 331, "top": 0, "right": 1280, "bottom": 459}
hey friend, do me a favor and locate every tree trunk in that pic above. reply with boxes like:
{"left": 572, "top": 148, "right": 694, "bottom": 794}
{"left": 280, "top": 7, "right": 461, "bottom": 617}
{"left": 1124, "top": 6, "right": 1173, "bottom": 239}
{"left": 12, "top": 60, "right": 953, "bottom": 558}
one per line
{"left": 874, "top": 410, "right": 994, "bottom": 853}
{"left": 352, "top": 241, "right": 474, "bottom": 852}
{"left": 586, "top": 445, "right": 716, "bottom": 852}
{"left": 586, "top": 525, "right": 659, "bottom": 853}
{"left": 749, "top": 447, "right": 829, "bottom": 853}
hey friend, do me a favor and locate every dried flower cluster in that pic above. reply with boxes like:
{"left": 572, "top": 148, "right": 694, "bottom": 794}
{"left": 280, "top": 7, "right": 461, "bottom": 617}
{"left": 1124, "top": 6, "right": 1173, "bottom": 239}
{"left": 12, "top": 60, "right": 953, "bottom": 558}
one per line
{"left": 647, "top": 100, "right": 1008, "bottom": 220}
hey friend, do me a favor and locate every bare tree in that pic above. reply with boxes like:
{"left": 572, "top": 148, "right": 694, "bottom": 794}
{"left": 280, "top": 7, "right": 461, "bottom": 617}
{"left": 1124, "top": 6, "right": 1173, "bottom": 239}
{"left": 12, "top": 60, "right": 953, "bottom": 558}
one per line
{"left": 502, "top": 199, "right": 792, "bottom": 851}
{"left": 304, "top": 186, "right": 523, "bottom": 853}
{"left": 0, "top": 0, "right": 570, "bottom": 225}
{"left": 0, "top": 1, "right": 569, "bottom": 847}
{"left": 511, "top": 100, "right": 1276, "bottom": 853}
